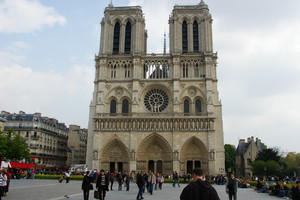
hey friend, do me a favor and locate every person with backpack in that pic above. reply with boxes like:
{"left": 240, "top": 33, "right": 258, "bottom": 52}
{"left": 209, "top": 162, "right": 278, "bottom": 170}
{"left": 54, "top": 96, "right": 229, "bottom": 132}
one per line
{"left": 226, "top": 172, "right": 238, "bottom": 200}
{"left": 180, "top": 168, "right": 220, "bottom": 200}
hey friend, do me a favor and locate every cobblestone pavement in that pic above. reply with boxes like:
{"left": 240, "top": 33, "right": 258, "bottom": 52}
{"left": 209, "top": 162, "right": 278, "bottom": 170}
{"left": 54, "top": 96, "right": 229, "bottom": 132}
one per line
{"left": 4, "top": 179, "right": 281, "bottom": 200}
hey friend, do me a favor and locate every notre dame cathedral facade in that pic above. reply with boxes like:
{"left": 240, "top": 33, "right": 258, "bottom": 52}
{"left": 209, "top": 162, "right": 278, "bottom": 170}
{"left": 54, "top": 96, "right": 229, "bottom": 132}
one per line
{"left": 86, "top": 1, "right": 225, "bottom": 175}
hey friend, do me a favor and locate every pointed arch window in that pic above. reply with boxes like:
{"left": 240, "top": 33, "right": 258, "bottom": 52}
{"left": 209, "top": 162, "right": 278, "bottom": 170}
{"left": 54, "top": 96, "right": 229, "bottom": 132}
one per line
{"left": 182, "top": 20, "right": 188, "bottom": 53}
{"left": 110, "top": 99, "right": 117, "bottom": 115}
{"left": 193, "top": 20, "right": 199, "bottom": 52}
{"left": 195, "top": 99, "right": 201, "bottom": 114}
{"left": 184, "top": 99, "right": 190, "bottom": 115}
{"left": 113, "top": 22, "right": 120, "bottom": 54}
{"left": 122, "top": 99, "right": 129, "bottom": 115}
{"left": 125, "top": 22, "right": 131, "bottom": 54}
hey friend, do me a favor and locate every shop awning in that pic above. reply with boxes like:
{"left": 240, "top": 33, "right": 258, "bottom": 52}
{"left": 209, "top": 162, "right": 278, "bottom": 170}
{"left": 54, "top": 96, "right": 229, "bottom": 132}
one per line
{"left": 9, "top": 162, "right": 36, "bottom": 169}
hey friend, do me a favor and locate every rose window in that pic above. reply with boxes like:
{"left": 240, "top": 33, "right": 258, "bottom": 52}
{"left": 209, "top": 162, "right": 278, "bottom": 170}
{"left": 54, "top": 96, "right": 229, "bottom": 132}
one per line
{"left": 144, "top": 88, "right": 169, "bottom": 113}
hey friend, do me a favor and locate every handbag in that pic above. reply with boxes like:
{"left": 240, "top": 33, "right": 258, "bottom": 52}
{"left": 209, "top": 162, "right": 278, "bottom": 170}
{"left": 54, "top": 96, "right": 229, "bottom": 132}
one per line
{"left": 94, "top": 190, "right": 99, "bottom": 199}
{"left": 89, "top": 184, "right": 94, "bottom": 190}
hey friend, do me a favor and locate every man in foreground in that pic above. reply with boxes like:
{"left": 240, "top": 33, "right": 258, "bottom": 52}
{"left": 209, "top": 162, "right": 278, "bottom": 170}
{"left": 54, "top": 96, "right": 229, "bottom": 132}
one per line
{"left": 180, "top": 168, "right": 220, "bottom": 200}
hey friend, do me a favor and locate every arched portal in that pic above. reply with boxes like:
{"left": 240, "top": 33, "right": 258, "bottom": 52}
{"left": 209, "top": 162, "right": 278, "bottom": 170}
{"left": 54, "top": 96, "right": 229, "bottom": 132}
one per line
{"left": 180, "top": 137, "right": 208, "bottom": 174}
{"left": 101, "top": 138, "right": 130, "bottom": 173}
{"left": 137, "top": 133, "right": 172, "bottom": 175}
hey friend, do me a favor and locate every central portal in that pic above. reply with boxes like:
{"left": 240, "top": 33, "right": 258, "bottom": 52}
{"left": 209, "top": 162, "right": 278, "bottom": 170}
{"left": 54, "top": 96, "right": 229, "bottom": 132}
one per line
{"left": 137, "top": 133, "right": 172, "bottom": 174}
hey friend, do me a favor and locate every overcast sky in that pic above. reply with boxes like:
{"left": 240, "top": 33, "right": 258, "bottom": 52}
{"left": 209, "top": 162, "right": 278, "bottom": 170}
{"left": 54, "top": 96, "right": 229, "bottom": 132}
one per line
{"left": 1, "top": 0, "right": 300, "bottom": 153}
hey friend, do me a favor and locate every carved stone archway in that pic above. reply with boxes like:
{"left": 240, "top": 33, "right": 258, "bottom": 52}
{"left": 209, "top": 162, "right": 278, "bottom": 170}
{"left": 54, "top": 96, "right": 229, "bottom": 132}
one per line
{"left": 101, "top": 138, "right": 130, "bottom": 173}
{"left": 180, "top": 136, "right": 208, "bottom": 174}
{"left": 136, "top": 133, "right": 172, "bottom": 174}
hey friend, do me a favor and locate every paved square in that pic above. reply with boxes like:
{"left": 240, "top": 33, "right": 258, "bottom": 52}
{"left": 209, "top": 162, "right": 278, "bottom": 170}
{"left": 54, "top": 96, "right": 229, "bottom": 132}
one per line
{"left": 5, "top": 179, "right": 279, "bottom": 200}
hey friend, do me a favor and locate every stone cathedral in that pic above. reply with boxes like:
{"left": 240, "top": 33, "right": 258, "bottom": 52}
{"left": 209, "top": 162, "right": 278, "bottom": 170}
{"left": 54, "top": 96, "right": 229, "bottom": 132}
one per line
{"left": 86, "top": 0, "right": 225, "bottom": 175}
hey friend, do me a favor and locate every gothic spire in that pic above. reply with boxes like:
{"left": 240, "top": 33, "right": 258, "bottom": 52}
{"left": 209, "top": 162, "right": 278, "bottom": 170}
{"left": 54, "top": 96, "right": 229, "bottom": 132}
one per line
{"left": 163, "top": 32, "right": 166, "bottom": 55}
{"left": 108, "top": 0, "right": 113, "bottom": 7}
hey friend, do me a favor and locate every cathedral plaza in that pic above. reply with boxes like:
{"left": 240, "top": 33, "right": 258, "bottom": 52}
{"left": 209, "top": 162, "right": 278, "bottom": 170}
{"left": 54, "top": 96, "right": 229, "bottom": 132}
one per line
{"left": 6, "top": 179, "right": 278, "bottom": 200}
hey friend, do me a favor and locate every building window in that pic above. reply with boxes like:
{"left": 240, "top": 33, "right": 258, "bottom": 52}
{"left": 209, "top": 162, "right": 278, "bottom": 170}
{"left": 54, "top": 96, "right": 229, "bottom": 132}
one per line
{"left": 110, "top": 99, "right": 117, "bottom": 115}
{"left": 122, "top": 99, "right": 129, "bottom": 115}
{"left": 183, "top": 63, "right": 188, "bottom": 78}
{"left": 195, "top": 99, "right": 201, "bottom": 114}
{"left": 124, "top": 64, "right": 130, "bottom": 78}
{"left": 113, "top": 22, "right": 120, "bottom": 54}
{"left": 124, "top": 22, "right": 131, "bottom": 54}
{"left": 111, "top": 65, "right": 116, "bottom": 78}
{"left": 184, "top": 99, "right": 190, "bottom": 115}
{"left": 193, "top": 20, "right": 199, "bottom": 52}
{"left": 182, "top": 20, "right": 188, "bottom": 53}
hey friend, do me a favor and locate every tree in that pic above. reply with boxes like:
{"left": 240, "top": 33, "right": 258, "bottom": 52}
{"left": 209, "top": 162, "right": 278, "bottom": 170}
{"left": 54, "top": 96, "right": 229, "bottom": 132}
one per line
{"left": 255, "top": 148, "right": 281, "bottom": 162}
{"left": 252, "top": 160, "right": 265, "bottom": 176}
{"left": 0, "top": 129, "right": 30, "bottom": 160}
{"left": 224, "top": 144, "right": 236, "bottom": 173}
{"left": 280, "top": 152, "right": 300, "bottom": 176}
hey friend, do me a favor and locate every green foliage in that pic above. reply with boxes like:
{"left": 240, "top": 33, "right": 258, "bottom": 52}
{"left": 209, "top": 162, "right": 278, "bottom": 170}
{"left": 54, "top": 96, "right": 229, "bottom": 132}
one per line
{"left": 252, "top": 160, "right": 265, "bottom": 176}
{"left": 0, "top": 129, "right": 30, "bottom": 160}
{"left": 0, "top": 132, "right": 8, "bottom": 156}
{"left": 252, "top": 160, "right": 281, "bottom": 176}
{"left": 224, "top": 144, "right": 236, "bottom": 173}
{"left": 20, "top": 174, "right": 84, "bottom": 180}
{"left": 255, "top": 148, "right": 280, "bottom": 162}
{"left": 280, "top": 152, "right": 300, "bottom": 176}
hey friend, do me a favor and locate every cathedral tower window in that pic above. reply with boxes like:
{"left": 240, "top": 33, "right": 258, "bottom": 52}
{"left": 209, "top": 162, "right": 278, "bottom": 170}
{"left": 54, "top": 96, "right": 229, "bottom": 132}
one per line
{"left": 110, "top": 99, "right": 117, "bottom": 115}
{"left": 113, "top": 22, "right": 120, "bottom": 54}
{"left": 124, "top": 64, "right": 130, "bottom": 78}
{"left": 183, "top": 63, "right": 188, "bottom": 78}
{"left": 182, "top": 21, "right": 188, "bottom": 53}
{"left": 184, "top": 99, "right": 190, "bottom": 115}
{"left": 111, "top": 65, "right": 116, "bottom": 78}
{"left": 122, "top": 99, "right": 129, "bottom": 115}
{"left": 195, "top": 99, "right": 201, "bottom": 114}
{"left": 124, "top": 22, "right": 131, "bottom": 54}
{"left": 193, "top": 20, "right": 199, "bottom": 52}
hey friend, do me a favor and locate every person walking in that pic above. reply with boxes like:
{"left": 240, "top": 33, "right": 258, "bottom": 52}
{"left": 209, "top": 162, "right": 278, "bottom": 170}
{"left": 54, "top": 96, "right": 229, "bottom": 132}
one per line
{"left": 226, "top": 172, "right": 238, "bottom": 200}
{"left": 82, "top": 171, "right": 93, "bottom": 200}
{"left": 157, "top": 173, "right": 164, "bottom": 190}
{"left": 65, "top": 171, "right": 70, "bottom": 183}
{"left": 180, "top": 168, "right": 220, "bottom": 200}
{"left": 172, "top": 171, "right": 180, "bottom": 187}
{"left": 4, "top": 169, "right": 11, "bottom": 196}
{"left": 136, "top": 172, "right": 145, "bottom": 200}
{"left": 124, "top": 172, "right": 130, "bottom": 191}
{"left": 0, "top": 170, "right": 7, "bottom": 197}
{"left": 96, "top": 169, "right": 109, "bottom": 200}
{"left": 109, "top": 172, "right": 114, "bottom": 191}
{"left": 147, "top": 171, "right": 156, "bottom": 195}
{"left": 0, "top": 170, "right": 3, "bottom": 200}
{"left": 117, "top": 173, "right": 123, "bottom": 191}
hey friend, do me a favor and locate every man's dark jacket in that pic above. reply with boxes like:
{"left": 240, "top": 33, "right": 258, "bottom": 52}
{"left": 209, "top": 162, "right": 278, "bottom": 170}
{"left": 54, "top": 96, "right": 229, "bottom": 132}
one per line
{"left": 180, "top": 179, "right": 220, "bottom": 200}
{"left": 136, "top": 173, "right": 145, "bottom": 188}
